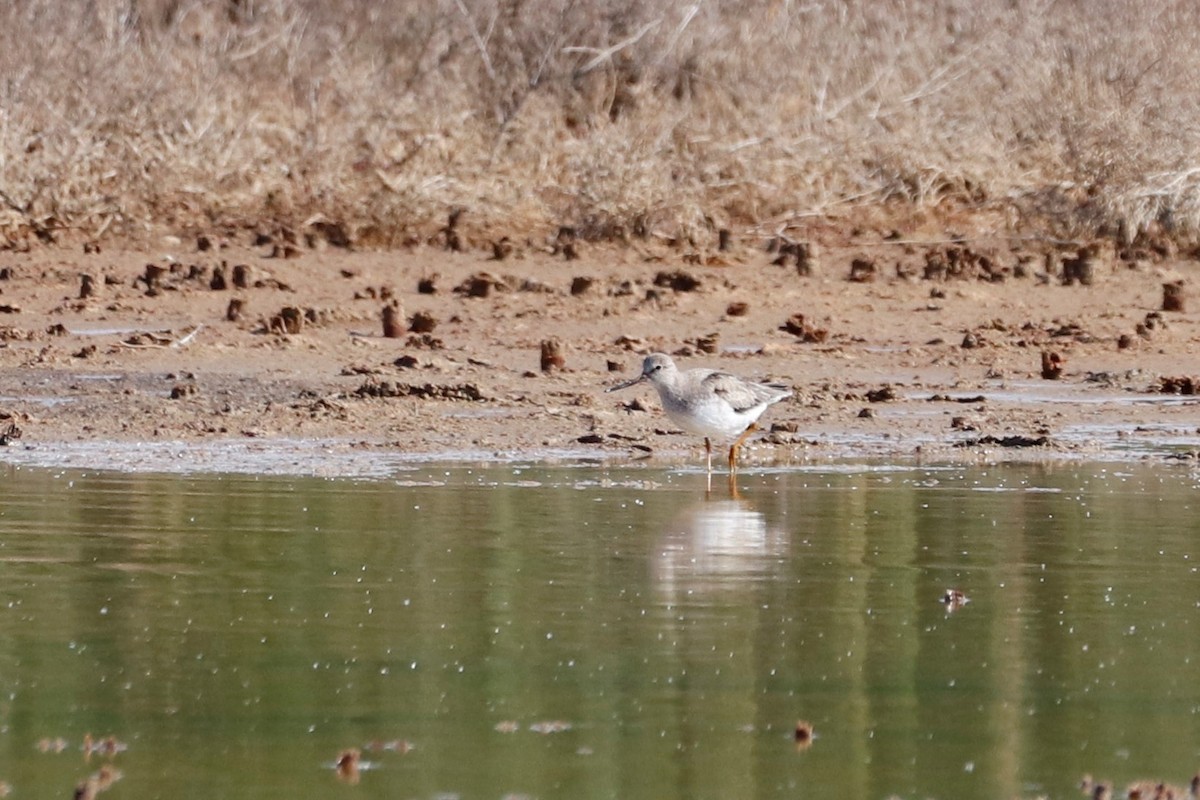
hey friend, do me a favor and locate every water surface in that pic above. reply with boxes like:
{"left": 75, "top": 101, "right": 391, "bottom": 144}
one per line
{"left": 1, "top": 462, "right": 1198, "bottom": 799}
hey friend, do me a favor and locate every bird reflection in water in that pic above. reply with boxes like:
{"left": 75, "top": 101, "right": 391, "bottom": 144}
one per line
{"left": 656, "top": 488, "right": 787, "bottom": 594}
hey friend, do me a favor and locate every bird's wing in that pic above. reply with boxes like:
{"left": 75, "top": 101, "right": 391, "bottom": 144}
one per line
{"left": 702, "top": 371, "right": 787, "bottom": 412}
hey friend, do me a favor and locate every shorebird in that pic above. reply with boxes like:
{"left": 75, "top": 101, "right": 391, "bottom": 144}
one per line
{"left": 607, "top": 353, "right": 790, "bottom": 485}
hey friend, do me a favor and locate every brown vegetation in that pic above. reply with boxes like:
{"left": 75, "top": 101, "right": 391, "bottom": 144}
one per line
{"left": 3, "top": 1, "right": 1200, "bottom": 251}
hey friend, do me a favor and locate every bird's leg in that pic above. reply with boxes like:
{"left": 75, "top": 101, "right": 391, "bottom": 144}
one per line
{"left": 705, "top": 437, "right": 713, "bottom": 492}
{"left": 728, "top": 423, "right": 760, "bottom": 474}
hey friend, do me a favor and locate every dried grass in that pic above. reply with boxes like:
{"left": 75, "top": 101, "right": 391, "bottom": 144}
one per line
{"left": 3, "top": 0, "right": 1200, "bottom": 248}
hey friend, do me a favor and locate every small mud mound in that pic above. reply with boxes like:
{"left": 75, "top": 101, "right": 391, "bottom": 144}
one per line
{"left": 350, "top": 380, "right": 485, "bottom": 402}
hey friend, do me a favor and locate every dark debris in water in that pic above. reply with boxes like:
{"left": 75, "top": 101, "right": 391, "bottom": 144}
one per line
{"left": 0, "top": 421, "right": 20, "bottom": 446}
{"left": 334, "top": 748, "right": 361, "bottom": 784}
{"left": 793, "top": 720, "right": 814, "bottom": 750}
{"left": 941, "top": 589, "right": 969, "bottom": 611}
{"left": 955, "top": 434, "right": 1049, "bottom": 449}
{"left": 926, "top": 393, "right": 986, "bottom": 403}
{"left": 493, "top": 720, "right": 573, "bottom": 734}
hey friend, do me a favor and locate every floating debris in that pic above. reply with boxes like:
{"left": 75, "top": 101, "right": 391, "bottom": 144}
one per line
{"left": 529, "top": 720, "right": 572, "bottom": 734}
{"left": 793, "top": 720, "right": 814, "bottom": 750}
{"left": 363, "top": 739, "right": 413, "bottom": 754}
{"left": 334, "top": 748, "right": 361, "bottom": 784}
{"left": 494, "top": 721, "right": 520, "bottom": 734}
{"left": 942, "top": 589, "right": 969, "bottom": 611}
{"left": 1123, "top": 777, "right": 1188, "bottom": 800}
{"left": 82, "top": 734, "right": 128, "bottom": 758}
{"left": 955, "top": 435, "right": 1049, "bottom": 449}
{"left": 36, "top": 736, "right": 69, "bottom": 753}
{"left": 0, "top": 422, "right": 22, "bottom": 446}
{"left": 73, "top": 762, "right": 123, "bottom": 799}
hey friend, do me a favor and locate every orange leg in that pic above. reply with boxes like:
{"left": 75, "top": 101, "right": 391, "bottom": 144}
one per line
{"left": 705, "top": 437, "right": 713, "bottom": 492}
{"left": 727, "top": 423, "right": 760, "bottom": 474}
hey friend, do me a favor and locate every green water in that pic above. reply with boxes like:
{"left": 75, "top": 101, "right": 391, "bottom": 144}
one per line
{"left": 0, "top": 462, "right": 1198, "bottom": 799}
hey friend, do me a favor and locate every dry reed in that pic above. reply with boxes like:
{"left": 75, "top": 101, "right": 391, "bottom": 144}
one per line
{"left": 2, "top": 0, "right": 1199, "bottom": 249}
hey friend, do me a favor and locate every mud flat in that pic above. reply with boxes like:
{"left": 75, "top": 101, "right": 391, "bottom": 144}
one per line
{"left": 0, "top": 231, "right": 1197, "bottom": 476}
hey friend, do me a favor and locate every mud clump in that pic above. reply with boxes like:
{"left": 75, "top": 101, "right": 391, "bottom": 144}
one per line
{"left": 490, "top": 237, "right": 514, "bottom": 261}
{"left": 866, "top": 386, "right": 897, "bottom": 402}
{"left": 454, "top": 272, "right": 510, "bottom": 298}
{"left": 1061, "top": 244, "right": 1100, "bottom": 286}
{"left": 570, "top": 276, "right": 595, "bottom": 296}
{"left": 848, "top": 257, "right": 877, "bottom": 283}
{"left": 923, "top": 245, "right": 1007, "bottom": 282}
{"left": 553, "top": 226, "right": 578, "bottom": 260}
{"left": 439, "top": 207, "right": 465, "bottom": 252}
{"left": 725, "top": 301, "right": 749, "bottom": 317}
{"left": 770, "top": 239, "right": 819, "bottom": 275}
{"left": 693, "top": 332, "right": 719, "bottom": 354}
{"left": 138, "top": 263, "right": 168, "bottom": 295}
{"left": 269, "top": 307, "right": 305, "bottom": 335}
{"left": 381, "top": 302, "right": 404, "bottom": 338}
{"left": 540, "top": 338, "right": 566, "bottom": 372}
{"left": 653, "top": 270, "right": 700, "bottom": 292}
{"left": 780, "top": 313, "right": 828, "bottom": 343}
{"left": 408, "top": 311, "right": 437, "bottom": 334}
{"left": 226, "top": 298, "right": 245, "bottom": 322}
{"left": 1136, "top": 311, "right": 1167, "bottom": 339}
{"left": 1041, "top": 350, "right": 1065, "bottom": 379}
{"left": 1157, "top": 376, "right": 1199, "bottom": 395}
{"left": 79, "top": 274, "right": 95, "bottom": 299}
{"left": 352, "top": 380, "right": 484, "bottom": 401}
{"left": 231, "top": 263, "right": 251, "bottom": 289}
{"left": 1162, "top": 280, "right": 1185, "bottom": 312}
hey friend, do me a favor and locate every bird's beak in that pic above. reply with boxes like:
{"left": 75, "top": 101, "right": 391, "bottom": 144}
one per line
{"left": 606, "top": 373, "right": 645, "bottom": 393}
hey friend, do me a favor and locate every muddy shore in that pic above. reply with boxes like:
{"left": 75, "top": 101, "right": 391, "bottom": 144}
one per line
{"left": 0, "top": 231, "right": 1197, "bottom": 476}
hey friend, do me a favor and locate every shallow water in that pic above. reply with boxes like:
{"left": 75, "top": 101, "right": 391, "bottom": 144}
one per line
{"left": 1, "top": 462, "right": 1199, "bottom": 799}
